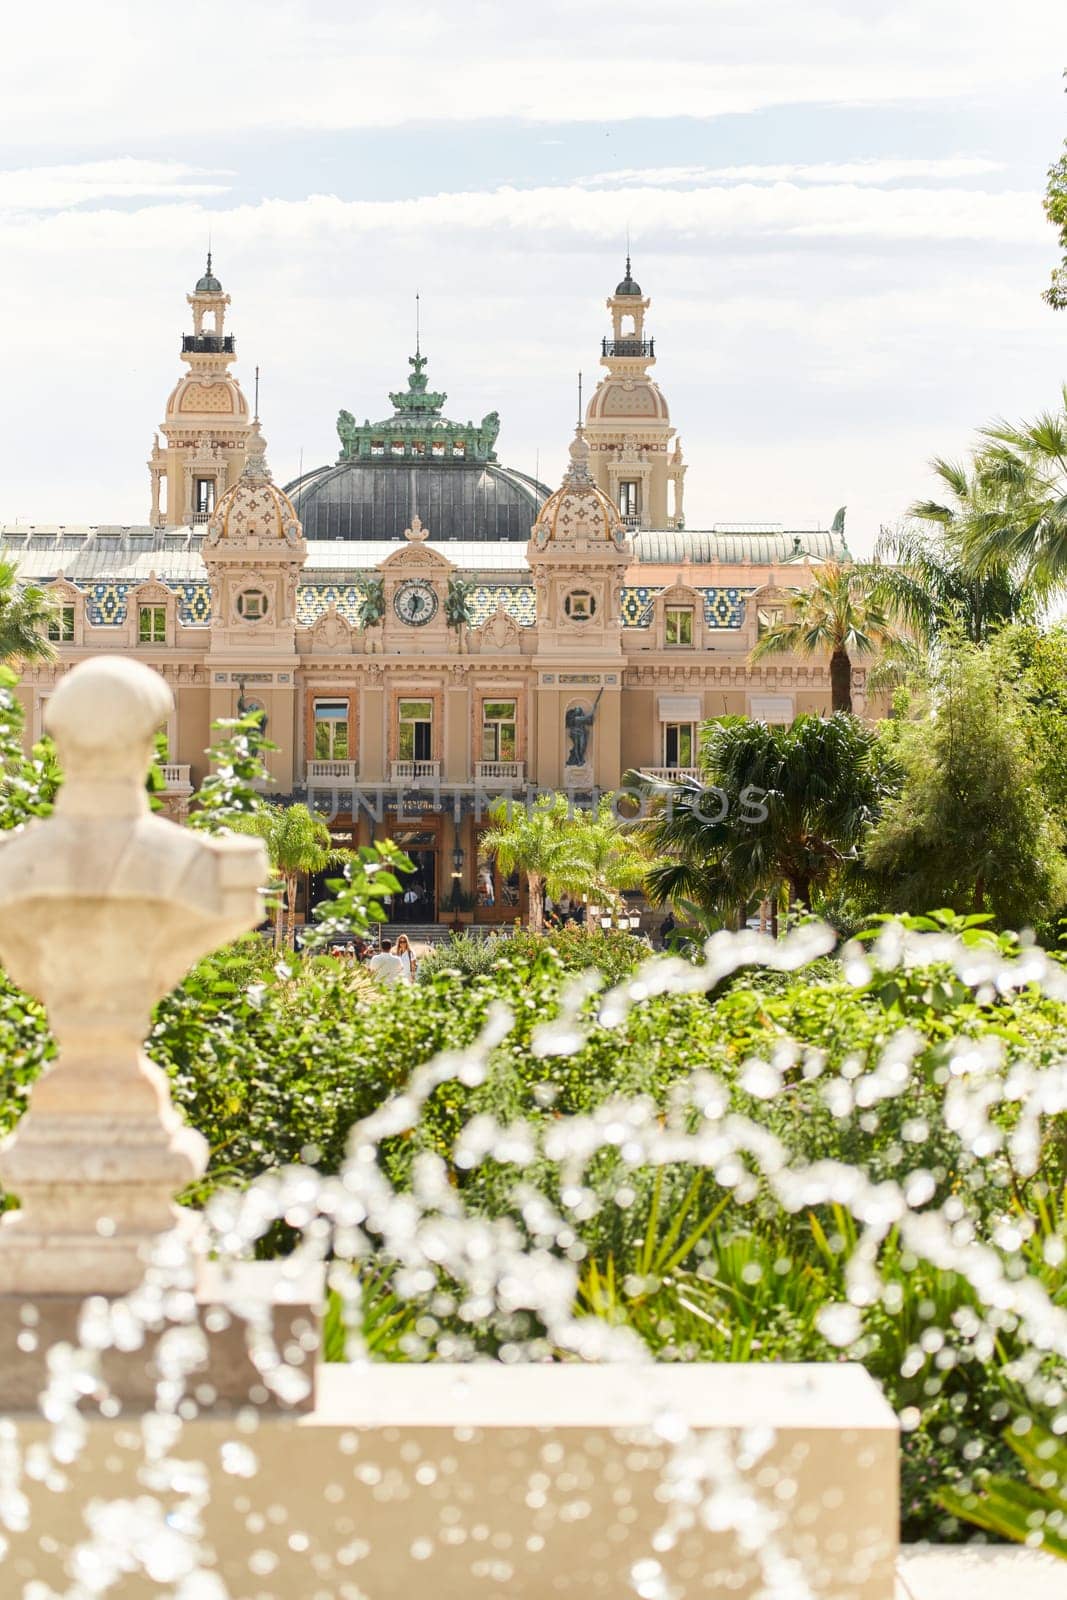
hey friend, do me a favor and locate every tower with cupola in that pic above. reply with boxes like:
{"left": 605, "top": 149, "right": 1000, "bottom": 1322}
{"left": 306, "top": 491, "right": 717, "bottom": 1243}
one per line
{"left": 527, "top": 429, "right": 629, "bottom": 789}
{"left": 201, "top": 416, "right": 306, "bottom": 791}
{"left": 148, "top": 256, "right": 253, "bottom": 528}
{"left": 583, "top": 257, "right": 686, "bottom": 531}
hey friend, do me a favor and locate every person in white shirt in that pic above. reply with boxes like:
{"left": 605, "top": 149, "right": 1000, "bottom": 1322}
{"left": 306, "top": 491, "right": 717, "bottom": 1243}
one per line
{"left": 394, "top": 933, "right": 418, "bottom": 984}
{"left": 368, "top": 938, "right": 403, "bottom": 985}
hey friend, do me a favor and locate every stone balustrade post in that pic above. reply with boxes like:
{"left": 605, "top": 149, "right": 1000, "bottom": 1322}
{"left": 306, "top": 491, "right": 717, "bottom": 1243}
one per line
{"left": 0, "top": 655, "right": 268, "bottom": 1295}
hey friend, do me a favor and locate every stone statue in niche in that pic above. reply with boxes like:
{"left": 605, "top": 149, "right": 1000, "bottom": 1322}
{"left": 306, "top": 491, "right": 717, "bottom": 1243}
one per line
{"left": 565, "top": 687, "right": 603, "bottom": 768}
{"left": 237, "top": 678, "right": 268, "bottom": 739}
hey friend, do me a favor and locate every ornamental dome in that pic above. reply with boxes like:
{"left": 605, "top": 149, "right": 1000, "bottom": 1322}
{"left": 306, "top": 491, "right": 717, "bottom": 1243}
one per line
{"left": 205, "top": 422, "right": 304, "bottom": 546}
{"left": 195, "top": 253, "right": 223, "bottom": 294}
{"left": 287, "top": 348, "right": 550, "bottom": 541}
{"left": 614, "top": 255, "right": 642, "bottom": 296}
{"left": 586, "top": 375, "right": 669, "bottom": 422}
{"left": 530, "top": 430, "right": 627, "bottom": 549}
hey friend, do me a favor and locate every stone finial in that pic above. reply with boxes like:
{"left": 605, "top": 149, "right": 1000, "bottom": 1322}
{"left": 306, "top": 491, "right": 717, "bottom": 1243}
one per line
{"left": 0, "top": 656, "right": 268, "bottom": 1294}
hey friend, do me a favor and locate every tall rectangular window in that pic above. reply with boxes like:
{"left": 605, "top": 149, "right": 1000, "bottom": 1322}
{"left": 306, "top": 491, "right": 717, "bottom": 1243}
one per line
{"left": 194, "top": 478, "right": 215, "bottom": 517}
{"left": 663, "top": 723, "right": 695, "bottom": 768}
{"left": 664, "top": 607, "right": 693, "bottom": 646}
{"left": 618, "top": 480, "right": 640, "bottom": 517}
{"left": 398, "top": 699, "right": 433, "bottom": 761}
{"left": 757, "top": 606, "right": 784, "bottom": 637}
{"left": 47, "top": 604, "right": 75, "bottom": 643}
{"left": 481, "top": 700, "right": 517, "bottom": 762}
{"left": 313, "top": 699, "right": 349, "bottom": 760}
{"left": 138, "top": 605, "right": 167, "bottom": 644}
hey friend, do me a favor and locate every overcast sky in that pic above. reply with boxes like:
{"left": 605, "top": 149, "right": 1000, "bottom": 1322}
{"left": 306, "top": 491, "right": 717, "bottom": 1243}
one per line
{"left": 1, "top": 0, "right": 1064, "bottom": 550}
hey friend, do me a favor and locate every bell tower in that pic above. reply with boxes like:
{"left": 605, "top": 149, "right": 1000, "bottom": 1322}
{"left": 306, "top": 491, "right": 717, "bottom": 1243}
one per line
{"left": 148, "top": 255, "right": 253, "bottom": 529}
{"left": 583, "top": 258, "right": 686, "bottom": 531}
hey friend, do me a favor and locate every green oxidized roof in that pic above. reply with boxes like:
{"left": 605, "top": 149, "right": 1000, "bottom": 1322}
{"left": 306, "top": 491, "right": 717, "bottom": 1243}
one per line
{"left": 336, "top": 350, "right": 500, "bottom": 464}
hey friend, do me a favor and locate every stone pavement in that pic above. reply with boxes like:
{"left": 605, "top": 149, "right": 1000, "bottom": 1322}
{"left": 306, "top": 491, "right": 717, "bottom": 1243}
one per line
{"left": 897, "top": 1544, "right": 1065, "bottom": 1598}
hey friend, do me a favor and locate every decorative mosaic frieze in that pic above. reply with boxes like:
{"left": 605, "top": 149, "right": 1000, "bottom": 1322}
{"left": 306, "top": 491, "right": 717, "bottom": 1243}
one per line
{"left": 617, "top": 586, "right": 755, "bottom": 629}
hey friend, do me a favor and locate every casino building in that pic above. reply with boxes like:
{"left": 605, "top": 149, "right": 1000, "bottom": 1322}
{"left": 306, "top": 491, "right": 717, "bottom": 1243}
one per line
{"left": 1, "top": 257, "right": 852, "bottom": 928}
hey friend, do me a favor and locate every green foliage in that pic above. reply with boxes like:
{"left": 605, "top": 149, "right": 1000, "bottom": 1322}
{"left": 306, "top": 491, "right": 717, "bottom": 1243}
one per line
{"left": 415, "top": 926, "right": 649, "bottom": 987}
{"left": 0, "top": 556, "right": 58, "bottom": 666}
{"left": 0, "top": 666, "right": 60, "bottom": 830}
{"left": 3, "top": 907, "right": 1067, "bottom": 1539}
{"left": 302, "top": 840, "right": 412, "bottom": 950}
{"left": 868, "top": 641, "right": 1067, "bottom": 928}
{"left": 480, "top": 793, "right": 646, "bottom": 932}
{"left": 876, "top": 498, "right": 1032, "bottom": 649}
{"left": 189, "top": 712, "right": 276, "bottom": 831}
{"left": 749, "top": 561, "right": 907, "bottom": 712}
{"left": 633, "top": 712, "right": 894, "bottom": 915}
{"left": 957, "top": 387, "right": 1067, "bottom": 595}
{"left": 1043, "top": 135, "right": 1067, "bottom": 311}
{"left": 941, "top": 1418, "right": 1067, "bottom": 1559}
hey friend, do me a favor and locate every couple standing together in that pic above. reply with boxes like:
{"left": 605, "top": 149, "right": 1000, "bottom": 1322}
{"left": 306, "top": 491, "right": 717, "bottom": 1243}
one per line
{"left": 368, "top": 934, "right": 417, "bottom": 984}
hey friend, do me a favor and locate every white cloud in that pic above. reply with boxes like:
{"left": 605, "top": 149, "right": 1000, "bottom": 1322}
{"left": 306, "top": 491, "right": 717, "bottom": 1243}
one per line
{"left": 0, "top": 160, "right": 230, "bottom": 213}
{"left": 0, "top": 0, "right": 1061, "bottom": 142}
{"left": 0, "top": 177, "right": 1042, "bottom": 259}
{"left": 577, "top": 159, "right": 1008, "bottom": 188}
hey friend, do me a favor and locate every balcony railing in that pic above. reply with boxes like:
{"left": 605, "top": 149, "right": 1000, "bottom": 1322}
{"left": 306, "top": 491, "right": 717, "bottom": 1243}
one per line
{"left": 181, "top": 335, "right": 236, "bottom": 354}
{"left": 602, "top": 337, "right": 654, "bottom": 358}
{"left": 160, "top": 763, "right": 192, "bottom": 793}
{"left": 391, "top": 759, "right": 440, "bottom": 784}
{"left": 191, "top": 510, "right": 212, "bottom": 524}
{"left": 641, "top": 766, "right": 701, "bottom": 783}
{"left": 621, "top": 513, "right": 642, "bottom": 528}
{"left": 307, "top": 760, "right": 359, "bottom": 783}
{"left": 475, "top": 761, "right": 525, "bottom": 785}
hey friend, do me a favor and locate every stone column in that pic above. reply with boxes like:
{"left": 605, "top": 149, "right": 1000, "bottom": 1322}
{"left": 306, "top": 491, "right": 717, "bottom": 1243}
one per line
{"left": 0, "top": 656, "right": 267, "bottom": 1295}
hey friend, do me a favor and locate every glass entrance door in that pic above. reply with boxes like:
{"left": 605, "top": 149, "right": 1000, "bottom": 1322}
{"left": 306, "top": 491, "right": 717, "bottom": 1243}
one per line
{"left": 392, "top": 848, "right": 436, "bottom": 923}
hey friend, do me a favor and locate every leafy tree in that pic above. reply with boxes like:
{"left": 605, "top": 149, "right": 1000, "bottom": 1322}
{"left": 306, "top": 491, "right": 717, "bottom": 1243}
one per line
{"left": 0, "top": 558, "right": 57, "bottom": 665}
{"left": 749, "top": 562, "right": 905, "bottom": 712}
{"left": 631, "top": 713, "right": 892, "bottom": 917}
{"left": 226, "top": 802, "right": 350, "bottom": 947}
{"left": 875, "top": 465, "right": 1032, "bottom": 646}
{"left": 1043, "top": 132, "right": 1067, "bottom": 311}
{"left": 866, "top": 642, "right": 1067, "bottom": 927}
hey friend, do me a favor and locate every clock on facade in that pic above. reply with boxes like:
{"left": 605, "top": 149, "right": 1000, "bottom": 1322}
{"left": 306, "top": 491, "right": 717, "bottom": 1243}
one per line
{"left": 393, "top": 579, "right": 439, "bottom": 625}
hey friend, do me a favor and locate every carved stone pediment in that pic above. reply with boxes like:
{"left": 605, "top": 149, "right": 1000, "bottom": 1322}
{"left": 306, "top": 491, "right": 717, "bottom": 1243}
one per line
{"left": 130, "top": 572, "right": 173, "bottom": 608}
{"left": 478, "top": 602, "right": 521, "bottom": 653}
{"left": 309, "top": 605, "right": 352, "bottom": 653}
{"left": 379, "top": 542, "right": 454, "bottom": 573}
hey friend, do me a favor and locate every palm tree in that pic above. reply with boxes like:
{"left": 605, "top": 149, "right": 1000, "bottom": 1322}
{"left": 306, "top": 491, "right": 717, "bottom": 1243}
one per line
{"left": 874, "top": 476, "right": 1031, "bottom": 647}
{"left": 958, "top": 386, "right": 1067, "bottom": 593}
{"left": 0, "top": 558, "right": 57, "bottom": 664}
{"left": 226, "top": 802, "right": 349, "bottom": 947}
{"left": 629, "top": 713, "right": 891, "bottom": 919}
{"left": 479, "top": 794, "right": 596, "bottom": 934}
{"left": 565, "top": 797, "right": 649, "bottom": 923}
{"left": 749, "top": 562, "right": 905, "bottom": 713}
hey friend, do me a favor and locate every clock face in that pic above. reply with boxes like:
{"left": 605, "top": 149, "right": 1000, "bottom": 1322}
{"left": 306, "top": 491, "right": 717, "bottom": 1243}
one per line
{"left": 393, "top": 579, "right": 439, "bottom": 626}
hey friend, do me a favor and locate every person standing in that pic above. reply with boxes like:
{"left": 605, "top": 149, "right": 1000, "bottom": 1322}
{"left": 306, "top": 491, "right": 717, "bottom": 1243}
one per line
{"left": 394, "top": 933, "right": 418, "bottom": 984}
{"left": 368, "top": 938, "right": 403, "bottom": 985}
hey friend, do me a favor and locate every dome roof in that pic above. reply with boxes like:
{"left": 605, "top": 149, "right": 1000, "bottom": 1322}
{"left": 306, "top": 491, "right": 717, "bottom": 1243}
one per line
{"left": 289, "top": 458, "right": 548, "bottom": 542}
{"left": 195, "top": 252, "right": 223, "bottom": 294}
{"left": 586, "top": 376, "right": 668, "bottom": 422}
{"left": 166, "top": 374, "right": 247, "bottom": 420}
{"left": 530, "top": 431, "right": 626, "bottom": 548}
{"left": 205, "top": 424, "right": 303, "bottom": 546}
{"left": 614, "top": 255, "right": 642, "bottom": 296}
{"left": 286, "top": 348, "right": 549, "bottom": 540}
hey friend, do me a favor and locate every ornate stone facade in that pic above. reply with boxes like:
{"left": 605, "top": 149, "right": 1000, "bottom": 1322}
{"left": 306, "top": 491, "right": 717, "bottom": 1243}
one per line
{"left": 2, "top": 258, "right": 854, "bottom": 926}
